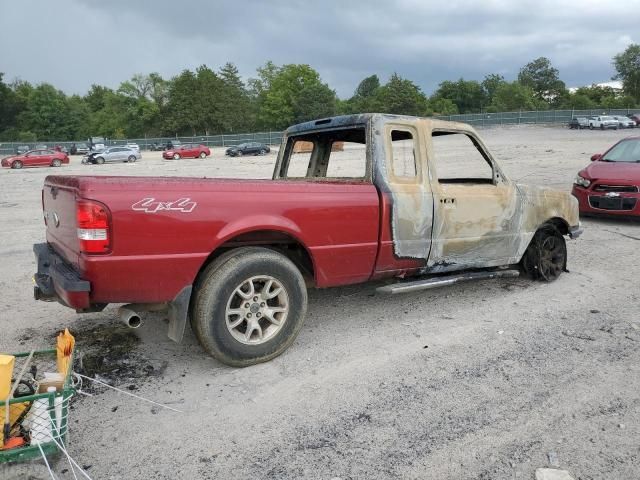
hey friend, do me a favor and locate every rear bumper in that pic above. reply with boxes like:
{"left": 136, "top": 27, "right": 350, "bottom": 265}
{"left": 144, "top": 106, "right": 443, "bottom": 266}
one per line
{"left": 33, "top": 243, "right": 91, "bottom": 310}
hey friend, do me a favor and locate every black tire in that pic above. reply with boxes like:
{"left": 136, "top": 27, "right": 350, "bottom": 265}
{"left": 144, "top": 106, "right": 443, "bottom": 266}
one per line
{"left": 199, "top": 151, "right": 206, "bottom": 158}
{"left": 600, "top": 124, "right": 605, "bottom": 130}
{"left": 12, "top": 160, "right": 23, "bottom": 169}
{"left": 52, "top": 159, "right": 62, "bottom": 167}
{"left": 96, "top": 157, "right": 105, "bottom": 164}
{"left": 236, "top": 150, "right": 243, "bottom": 157}
{"left": 520, "top": 224, "right": 567, "bottom": 282}
{"left": 589, "top": 125, "right": 594, "bottom": 130}
{"left": 259, "top": 149, "right": 267, "bottom": 155}
{"left": 191, "top": 247, "right": 308, "bottom": 367}
{"left": 128, "top": 155, "right": 136, "bottom": 162}
{"left": 173, "top": 153, "right": 180, "bottom": 160}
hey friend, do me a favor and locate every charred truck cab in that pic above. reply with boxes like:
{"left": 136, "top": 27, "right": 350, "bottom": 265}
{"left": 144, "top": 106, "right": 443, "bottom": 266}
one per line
{"left": 34, "top": 114, "right": 581, "bottom": 366}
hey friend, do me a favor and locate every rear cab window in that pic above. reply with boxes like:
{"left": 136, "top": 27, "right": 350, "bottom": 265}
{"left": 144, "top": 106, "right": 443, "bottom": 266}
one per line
{"left": 277, "top": 126, "right": 369, "bottom": 181}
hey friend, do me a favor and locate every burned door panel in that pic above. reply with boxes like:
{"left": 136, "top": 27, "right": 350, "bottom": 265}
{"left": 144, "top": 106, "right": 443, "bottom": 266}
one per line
{"left": 372, "top": 117, "right": 434, "bottom": 263}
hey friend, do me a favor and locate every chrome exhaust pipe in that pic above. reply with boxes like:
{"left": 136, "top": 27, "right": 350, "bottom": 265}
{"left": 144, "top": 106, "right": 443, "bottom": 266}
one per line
{"left": 118, "top": 306, "right": 142, "bottom": 329}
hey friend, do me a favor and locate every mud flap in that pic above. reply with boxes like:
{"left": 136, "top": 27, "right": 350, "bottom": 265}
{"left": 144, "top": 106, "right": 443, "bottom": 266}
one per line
{"left": 167, "top": 285, "right": 192, "bottom": 342}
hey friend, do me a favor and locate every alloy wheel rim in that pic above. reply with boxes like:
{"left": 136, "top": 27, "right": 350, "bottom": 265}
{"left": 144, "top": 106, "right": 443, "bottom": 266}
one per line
{"left": 225, "top": 275, "right": 289, "bottom": 345}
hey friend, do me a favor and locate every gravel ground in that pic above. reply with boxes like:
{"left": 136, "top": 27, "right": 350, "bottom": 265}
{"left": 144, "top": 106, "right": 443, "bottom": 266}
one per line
{"left": 0, "top": 125, "right": 639, "bottom": 479}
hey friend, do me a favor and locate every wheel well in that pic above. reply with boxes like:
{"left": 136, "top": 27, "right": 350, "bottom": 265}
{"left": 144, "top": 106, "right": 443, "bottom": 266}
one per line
{"left": 544, "top": 217, "right": 569, "bottom": 235}
{"left": 197, "top": 231, "right": 316, "bottom": 286}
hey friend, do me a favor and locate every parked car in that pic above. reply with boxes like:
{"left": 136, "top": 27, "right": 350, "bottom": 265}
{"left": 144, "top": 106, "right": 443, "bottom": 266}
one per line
{"left": 126, "top": 143, "right": 140, "bottom": 152}
{"left": 588, "top": 116, "right": 618, "bottom": 130}
{"left": 149, "top": 143, "right": 165, "bottom": 151}
{"left": 162, "top": 143, "right": 210, "bottom": 160}
{"left": 73, "top": 143, "right": 90, "bottom": 155}
{"left": 628, "top": 114, "right": 640, "bottom": 126}
{"left": 89, "top": 137, "right": 106, "bottom": 151}
{"left": 82, "top": 146, "right": 141, "bottom": 164}
{"left": 611, "top": 115, "right": 636, "bottom": 128}
{"left": 1, "top": 149, "right": 69, "bottom": 169}
{"left": 165, "top": 140, "right": 182, "bottom": 150}
{"left": 15, "top": 145, "right": 30, "bottom": 155}
{"left": 225, "top": 142, "right": 271, "bottom": 157}
{"left": 33, "top": 113, "right": 580, "bottom": 366}
{"left": 568, "top": 117, "right": 589, "bottom": 129}
{"left": 35, "top": 144, "right": 48, "bottom": 150}
{"left": 572, "top": 136, "right": 640, "bottom": 217}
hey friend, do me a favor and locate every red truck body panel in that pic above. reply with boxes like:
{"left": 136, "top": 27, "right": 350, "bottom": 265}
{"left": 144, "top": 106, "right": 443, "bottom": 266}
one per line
{"left": 42, "top": 176, "right": 380, "bottom": 307}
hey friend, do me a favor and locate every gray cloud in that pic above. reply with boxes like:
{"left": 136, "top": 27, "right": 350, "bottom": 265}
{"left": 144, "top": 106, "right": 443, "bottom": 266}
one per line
{"left": 0, "top": 0, "right": 637, "bottom": 97}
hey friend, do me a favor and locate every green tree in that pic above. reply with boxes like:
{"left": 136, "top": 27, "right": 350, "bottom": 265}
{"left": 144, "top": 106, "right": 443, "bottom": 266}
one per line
{"left": 164, "top": 69, "right": 201, "bottom": 135}
{"left": 517, "top": 57, "right": 567, "bottom": 103}
{"left": 431, "top": 78, "right": 486, "bottom": 113}
{"left": 613, "top": 44, "right": 640, "bottom": 101}
{"left": 490, "top": 82, "right": 539, "bottom": 111}
{"left": 430, "top": 97, "right": 458, "bottom": 115}
{"left": 481, "top": 74, "right": 506, "bottom": 104}
{"left": 375, "top": 73, "right": 429, "bottom": 116}
{"left": 218, "top": 62, "right": 254, "bottom": 132}
{"left": 0, "top": 73, "right": 22, "bottom": 134}
{"left": 253, "top": 63, "right": 336, "bottom": 129}
{"left": 343, "top": 74, "right": 381, "bottom": 113}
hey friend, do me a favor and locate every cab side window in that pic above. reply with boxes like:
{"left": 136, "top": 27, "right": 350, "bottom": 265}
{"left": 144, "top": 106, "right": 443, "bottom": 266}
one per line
{"left": 431, "top": 131, "right": 494, "bottom": 184}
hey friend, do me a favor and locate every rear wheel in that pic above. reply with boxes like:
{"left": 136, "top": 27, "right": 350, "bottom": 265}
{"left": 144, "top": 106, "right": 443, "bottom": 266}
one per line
{"left": 520, "top": 225, "right": 567, "bottom": 282}
{"left": 600, "top": 124, "right": 605, "bottom": 130}
{"left": 191, "top": 247, "right": 308, "bottom": 367}
{"left": 12, "top": 160, "right": 23, "bottom": 169}
{"left": 199, "top": 151, "right": 206, "bottom": 158}
{"left": 96, "top": 157, "right": 105, "bottom": 164}
{"left": 173, "top": 153, "right": 180, "bottom": 160}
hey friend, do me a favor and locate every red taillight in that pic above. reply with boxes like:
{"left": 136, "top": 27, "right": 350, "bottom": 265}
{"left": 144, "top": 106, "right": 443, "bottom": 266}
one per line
{"left": 76, "top": 200, "right": 111, "bottom": 253}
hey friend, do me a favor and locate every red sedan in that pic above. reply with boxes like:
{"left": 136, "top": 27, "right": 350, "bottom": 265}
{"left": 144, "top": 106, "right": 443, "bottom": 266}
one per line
{"left": 572, "top": 136, "right": 640, "bottom": 217}
{"left": 162, "top": 143, "right": 210, "bottom": 160}
{"left": 1, "top": 149, "right": 69, "bottom": 169}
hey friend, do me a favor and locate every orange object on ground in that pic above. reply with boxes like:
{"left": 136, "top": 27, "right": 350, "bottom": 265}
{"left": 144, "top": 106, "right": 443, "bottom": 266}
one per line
{"left": 1, "top": 435, "right": 26, "bottom": 450}
{"left": 56, "top": 329, "right": 75, "bottom": 375}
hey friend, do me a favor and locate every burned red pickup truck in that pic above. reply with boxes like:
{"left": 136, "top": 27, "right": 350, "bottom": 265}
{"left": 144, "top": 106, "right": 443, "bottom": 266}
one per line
{"left": 34, "top": 114, "right": 581, "bottom": 366}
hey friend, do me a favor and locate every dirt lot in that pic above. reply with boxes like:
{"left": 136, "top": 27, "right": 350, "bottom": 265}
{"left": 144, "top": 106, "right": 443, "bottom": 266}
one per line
{"left": 0, "top": 125, "right": 639, "bottom": 479}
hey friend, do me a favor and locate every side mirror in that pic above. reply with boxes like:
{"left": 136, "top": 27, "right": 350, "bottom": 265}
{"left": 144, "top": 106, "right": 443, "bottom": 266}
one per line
{"left": 590, "top": 153, "right": 602, "bottom": 162}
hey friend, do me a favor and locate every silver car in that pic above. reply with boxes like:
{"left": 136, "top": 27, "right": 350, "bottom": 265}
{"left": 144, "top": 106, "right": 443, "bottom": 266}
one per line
{"left": 612, "top": 115, "right": 636, "bottom": 128}
{"left": 83, "top": 146, "right": 142, "bottom": 164}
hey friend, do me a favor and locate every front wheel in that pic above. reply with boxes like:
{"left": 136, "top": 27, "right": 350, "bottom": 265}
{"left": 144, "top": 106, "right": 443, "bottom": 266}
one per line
{"left": 12, "top": 160, "right": 23, "bottom": 169}
{"left": 199, "top": 151, "right": 206, "bottom": 158}
{"left": 128, "top": 155, "right": 137, "bottom": 162}
{"left": 52, "top": 159, "right": 62, "bottom": 167}
{"left": 259, "top": 149, "right": 267, "bottom": 155}
{"left": 191, "top": 247, "right": 308, "bottom": 367}
{"left": 173, "top": 153, "right": 180, "bottom": 160}
{"left": 520, "top": 225, "right": 567, "bottom": 282}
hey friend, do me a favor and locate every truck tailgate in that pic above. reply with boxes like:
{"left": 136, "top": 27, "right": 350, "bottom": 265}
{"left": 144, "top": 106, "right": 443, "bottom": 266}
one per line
{"left": 43, "top": 177, "right": 81, "bottom": 267}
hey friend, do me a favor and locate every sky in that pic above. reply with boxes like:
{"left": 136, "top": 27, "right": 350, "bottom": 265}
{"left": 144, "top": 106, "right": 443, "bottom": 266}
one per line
{"left": 0, "top": 0, "right": 637, "bottom": 98}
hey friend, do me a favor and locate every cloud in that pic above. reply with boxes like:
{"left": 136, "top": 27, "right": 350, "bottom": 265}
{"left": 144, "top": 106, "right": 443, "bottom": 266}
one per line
{"left": 0, "top": 0, "right": 637, "bottom": 97}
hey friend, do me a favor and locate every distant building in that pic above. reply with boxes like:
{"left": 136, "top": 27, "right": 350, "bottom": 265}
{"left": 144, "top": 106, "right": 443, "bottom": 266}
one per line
{"left": 568, "top": 81, "right": 623, "bottom": 94}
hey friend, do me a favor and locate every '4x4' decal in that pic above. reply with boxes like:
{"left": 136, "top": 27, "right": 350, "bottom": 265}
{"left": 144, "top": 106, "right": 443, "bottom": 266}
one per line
{"left": 132, "top": 198, "right": 197, "bottom": 213}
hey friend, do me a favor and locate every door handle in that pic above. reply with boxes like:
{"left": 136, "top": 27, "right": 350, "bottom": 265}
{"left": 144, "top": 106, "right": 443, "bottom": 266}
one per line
{"left": 440, "top": 197, "right": 456, "bottom": 204}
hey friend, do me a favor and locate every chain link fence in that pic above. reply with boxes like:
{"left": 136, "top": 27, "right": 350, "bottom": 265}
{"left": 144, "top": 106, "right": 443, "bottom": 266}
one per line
{"left": 1, "top": 108, "right": 638, "bottom": 155}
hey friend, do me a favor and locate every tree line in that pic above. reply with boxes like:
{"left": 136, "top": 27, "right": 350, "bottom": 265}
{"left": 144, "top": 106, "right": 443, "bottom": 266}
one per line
{"left": 1, "top": 44, "right": 640, "bottom": 142}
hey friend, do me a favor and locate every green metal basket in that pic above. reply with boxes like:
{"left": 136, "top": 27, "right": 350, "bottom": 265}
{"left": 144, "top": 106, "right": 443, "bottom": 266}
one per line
{"left": 0, "top": 349, "right": 75, "bottom": 464}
